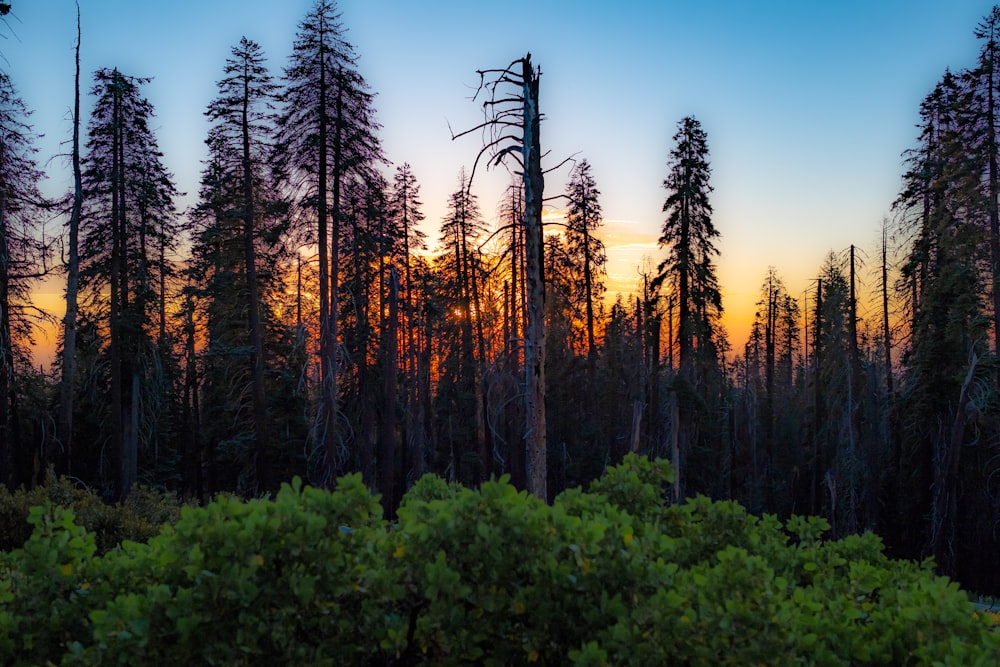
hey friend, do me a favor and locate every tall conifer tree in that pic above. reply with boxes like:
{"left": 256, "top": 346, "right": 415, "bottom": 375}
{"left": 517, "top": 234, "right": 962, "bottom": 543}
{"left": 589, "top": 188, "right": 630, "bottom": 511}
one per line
{"left": 654, "top": 115, "right": 722, "bottom": 496}
{"left": 0, "top": 71, "right": 49, "bottom": 487}
{"left": 274, "top": 0, "right": 382, "bottom": 484}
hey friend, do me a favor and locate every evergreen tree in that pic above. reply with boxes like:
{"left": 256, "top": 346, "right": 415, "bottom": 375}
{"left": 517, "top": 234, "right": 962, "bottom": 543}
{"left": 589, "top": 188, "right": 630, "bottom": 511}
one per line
{"left": 971, "top": 7, "right": 1000, "bottom": 353}
{"left": 199, "top": 37, "right": 287, "bottom": 493}
{"left": 0, "top": 71, "right": 50, "bottom": 488}
{"left": 387, "top": 162, "right": 427, "bottom": 487}
{"left": 273, "top": 0, "right": 383, "bottom": 485}
{"left": 429, "top": 170, "right": 489, "bottom": 485}
{"left": 654, "top": 115, "right": 723, "bottom": 496}
{"left": 58, "top": 2, "right": 83, "bottom": 477}
{"left": 742, "top": 267, "right": 800, "bottom": 511}
{"left": 895, "top": 65, "right": 996, "bottom": 582}
{"left": 78, "top": 68, "right": 180, "bottom": 497}
{"left": 563, "top": 158, "right": 606, "bottom": 363}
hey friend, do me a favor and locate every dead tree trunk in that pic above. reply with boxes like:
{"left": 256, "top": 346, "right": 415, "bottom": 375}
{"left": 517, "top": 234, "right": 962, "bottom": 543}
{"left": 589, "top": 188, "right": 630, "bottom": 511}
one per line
{"left": 59, "top": 1, "right": 83, "bottom": 477}
{"left": 454, "top": 53, "right": 547, "bottom": 499}
{"left": 521, "top": 56, "right": 546, "bottom": 500}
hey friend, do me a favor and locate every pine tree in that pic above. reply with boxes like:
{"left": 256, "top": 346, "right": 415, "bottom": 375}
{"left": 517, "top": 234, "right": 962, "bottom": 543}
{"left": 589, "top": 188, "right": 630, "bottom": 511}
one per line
{"left": 563, "top": 158, "right": 606, "bottom": 363}
{"left": 456, "top": 54, "right": 546, "bottom": 499}
{"left": 430, "top": 170, "right": 489, "bottom": 484}
{"left": 972, "top": 7, "right": 1000, "bottom": 353}
{"left": 654, "top": 115, "right": 723, "bottom": 496}
{"left": 273, "top": 0, "right": 383, "bottom": 485}
{"left": 388, "top": 163, "right": 427, "bottom": 485}
{"left": 742, "top": 267, "right": 800, "bottom": 510}
{"left": 202, "top": 37, "right": 280, "bottom": 492}
{"left": 894, "top": 67, "right": 994, "bottom": 579}
{"left": 79, "top": 68, "right": 180, "bottom": 497}
{"left": 0, "top": 71, "right": 50, "bottom": 488}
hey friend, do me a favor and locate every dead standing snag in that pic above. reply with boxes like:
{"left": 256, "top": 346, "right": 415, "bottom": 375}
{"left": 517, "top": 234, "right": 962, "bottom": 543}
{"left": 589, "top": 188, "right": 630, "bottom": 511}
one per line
{"left": 452, "top": 54, "right": 547, "bottom": 500}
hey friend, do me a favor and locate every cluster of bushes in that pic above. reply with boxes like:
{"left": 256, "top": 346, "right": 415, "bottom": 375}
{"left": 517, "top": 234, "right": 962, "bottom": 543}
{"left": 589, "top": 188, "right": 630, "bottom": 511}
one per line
{"left": 1, "top": 456, "right": 998, "bottom": 665}
{"left": 0, "top": 475, "right": 182, "bottom": 554}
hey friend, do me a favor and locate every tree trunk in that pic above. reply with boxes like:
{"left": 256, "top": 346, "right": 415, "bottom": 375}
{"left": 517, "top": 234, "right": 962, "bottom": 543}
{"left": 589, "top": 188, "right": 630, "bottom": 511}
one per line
{"left": 847, "top": 244, "right": 862, "bottom": 533}
{"left": 521, "top": 55, "right": 546, "bottom": 500}
{"left": 930, "top": 350, "right": 977, "bottom": 576}
{"left": 58, "top": 2, "right": 83, "bottom": 477}
{"left": 0, "top": 145, "right": 16, "bottom": 487}
{"left": 328, "top": 67, "right": 344, "bottom": 481}
{"left": 986, "top": 42, "right": 1000, "bottom": 356}
{"left": 811, "top": 278, "right": 823, "bottom": 516}
{"left": 401, "top": 183, "right": 418, "bottom": 489}
{"left": 182, "top": 293, "right": 202, "bottom": 498}
{"left": 470, "top": 250, "right": 490, "bottom": 484}
{"left": 316, "top": 38, "right": 338, "bottom": 487}
{"left": 379, "top": 267, "right": 400, "bottom": 515}
{"left": 455, "top": 191, "right": 481, "bottom": 485}
{"left": 109, "top": 74, "right": 125, "bottom": 498}
{"left": 582, "top": 196, "right": 596, "bottom": 364}
{"left": 765, "top": 273, "right": 775, "bottom": 477}
{"left": 241, "top": 63, "right": 269, "bottom": 492}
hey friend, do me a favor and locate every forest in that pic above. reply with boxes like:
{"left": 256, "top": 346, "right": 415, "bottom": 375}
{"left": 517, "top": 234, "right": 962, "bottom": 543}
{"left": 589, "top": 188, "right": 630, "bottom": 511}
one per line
{"left": 1, "top": 0, "right": 1000, "bottom": 599}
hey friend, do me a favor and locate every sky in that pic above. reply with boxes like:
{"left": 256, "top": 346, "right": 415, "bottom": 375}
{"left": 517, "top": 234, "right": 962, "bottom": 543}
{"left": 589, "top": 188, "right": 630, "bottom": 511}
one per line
{"left": 4, "top": 0, "right": 998, "bottom": 359}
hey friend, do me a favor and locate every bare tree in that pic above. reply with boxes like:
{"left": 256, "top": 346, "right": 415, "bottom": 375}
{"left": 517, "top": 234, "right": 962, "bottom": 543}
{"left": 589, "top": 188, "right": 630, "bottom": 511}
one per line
{"left": 58, "top": 0, "right": 82, "bottom": 476}
{"left": 453, "top": 54, "right": 546, "bottom": 499}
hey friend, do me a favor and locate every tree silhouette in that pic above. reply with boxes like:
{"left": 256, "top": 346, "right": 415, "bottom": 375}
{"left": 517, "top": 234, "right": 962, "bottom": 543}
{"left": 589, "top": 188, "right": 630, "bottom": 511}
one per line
{"left": 203, "top": 37, "right": 279, "bottom": 492}
{"left": 273, "top": 0, "right": 383, "bottom": 485}
{"left": 454, "top": 53, "right": 547, "bottom": 499}
{"left": 654, "top": 115, "right": 722, "bottom": 497}
{"left": 0, "top": 71, "right": 50, "bottom": 488}
{"left": 78, "top": 68, "right": 180, "bottom": 497}
{"left": 563, "top": 158, "right": 606, "bottom": 364}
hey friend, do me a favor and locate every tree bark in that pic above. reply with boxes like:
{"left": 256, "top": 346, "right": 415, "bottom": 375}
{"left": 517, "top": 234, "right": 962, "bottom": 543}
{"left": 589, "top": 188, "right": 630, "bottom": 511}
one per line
{"left": 0, "top": 140, "right": 16, "bottom": 487}
{"left": 58, "top": 1, "right": 82, "bottom": 477}
{"left": 328, "top": 67, "right": 344, "bottom": 481}
{"left": 521, "top": 55, "right": 546, "bottom": 501}
{"left": 316, "top": 39, "right": 338, "bottom": 487}
{"left": 109, "top": 73, "right": 125, "bottom": 498}
{"left": 241, "top": 60, "right": 269, "bottom": 492}
{"left": 379, "top": 267, "right": 400, "bottom": 515}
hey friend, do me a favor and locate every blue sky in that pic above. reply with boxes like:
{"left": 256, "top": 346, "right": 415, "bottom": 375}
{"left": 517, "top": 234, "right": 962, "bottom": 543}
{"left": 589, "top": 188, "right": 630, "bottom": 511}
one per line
{"left": 6, "top": 0, "right": 997, "bottom": 350}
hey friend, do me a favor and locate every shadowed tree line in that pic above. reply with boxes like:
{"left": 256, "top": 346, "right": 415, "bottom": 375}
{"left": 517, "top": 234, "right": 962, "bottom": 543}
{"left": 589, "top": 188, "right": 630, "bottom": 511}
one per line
{"left": 3, "top": 1, "right": 1000, "bottom": 595}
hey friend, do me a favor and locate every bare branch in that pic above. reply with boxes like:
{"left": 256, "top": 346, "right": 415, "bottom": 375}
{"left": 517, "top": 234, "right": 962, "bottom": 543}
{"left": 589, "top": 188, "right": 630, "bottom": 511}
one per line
{"left": 542, "top": 152, "right": 579, "bottom": 175}
{"left": 483, "top": 97, "right": 524, "bottom": 108}
{"left": 542, "top": 193, "right": 570, "bottom": 203}
{"left": 477, "top": 220, "right": 519, "bottom": 250}
{"left": 491, "top": 145, "right": 523, "bottom": 168}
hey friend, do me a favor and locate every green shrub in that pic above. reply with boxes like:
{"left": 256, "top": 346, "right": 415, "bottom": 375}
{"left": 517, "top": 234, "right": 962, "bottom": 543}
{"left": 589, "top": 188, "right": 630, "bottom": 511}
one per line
{"left": 0, "top": 476, "right": 182, "bottom": 554}
{"left": 0, "top": 455, "right": 996, "bottom": 665}
{"left": 76, "top": 474, "right": 389, "bottom": 665}
{"left": 0, "top": 506, "right": 103, "bottom": 666}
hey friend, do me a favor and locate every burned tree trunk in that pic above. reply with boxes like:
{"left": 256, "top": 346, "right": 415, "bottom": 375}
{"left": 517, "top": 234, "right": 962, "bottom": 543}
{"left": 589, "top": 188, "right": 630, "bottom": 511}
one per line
{"left": 520, "top": 55, "right": 546, "bottom": 500}
{"left": 59, "top": 1, "right": 83, "bottom": 476}
{"left": 454, "top": 53, "right": 547, "bottom": 499}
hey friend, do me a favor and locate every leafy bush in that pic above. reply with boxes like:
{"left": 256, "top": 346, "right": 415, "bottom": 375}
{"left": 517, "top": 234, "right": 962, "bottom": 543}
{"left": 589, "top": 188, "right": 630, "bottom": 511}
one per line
{"left": 0, "top": 454, "right": 997, "bottom": 665}
{"left": 0, "top": 506, "right": 102, "bottom": 666}
{"left": 0, "top": 476, "right": 182, "bottom": 554}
